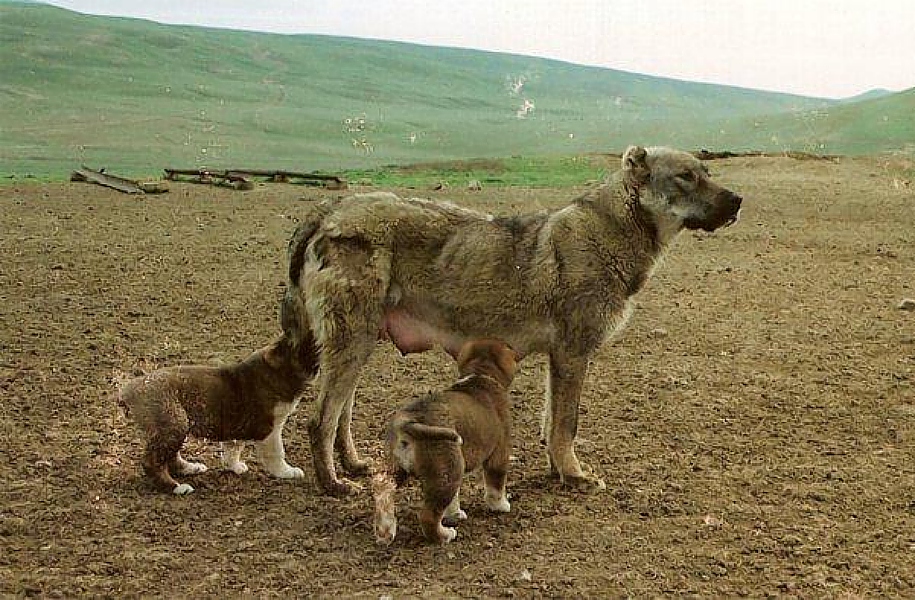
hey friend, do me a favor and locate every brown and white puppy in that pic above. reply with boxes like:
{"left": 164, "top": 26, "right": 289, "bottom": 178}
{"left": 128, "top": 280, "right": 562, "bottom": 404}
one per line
{"left": 373, "top": 339, "right": 520, "bottom": 544}
{"left": 116, "top": 335, "right": 315, "bottom": 495}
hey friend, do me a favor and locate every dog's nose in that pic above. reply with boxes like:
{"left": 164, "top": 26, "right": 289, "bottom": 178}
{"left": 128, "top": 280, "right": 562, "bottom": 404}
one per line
{"left": 726, "top": 191, "right": 743, "bottom": 210}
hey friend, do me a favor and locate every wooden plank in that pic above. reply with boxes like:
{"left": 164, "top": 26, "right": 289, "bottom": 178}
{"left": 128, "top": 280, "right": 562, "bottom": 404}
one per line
{"left": 71, "top": 167, "right": 144, "bottom": 194}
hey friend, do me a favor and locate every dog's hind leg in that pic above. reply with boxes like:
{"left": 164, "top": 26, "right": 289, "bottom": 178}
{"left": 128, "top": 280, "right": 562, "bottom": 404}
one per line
{"left": 143, "top": 432, "right": 192, "bottom": 495}
{"left": 309, "top": 340, "right": 375, "bottom": 495}
{"left": 483, "top": 447, "right": 511, "bottom": 513}
{"left": 140, "top": 402, "right": 195, "bottom": 495}
{"left": 304, "top": 243, "right": 390, "bottom": 494}
{"left": 543, "top": 352, "right": 605, "bottom": 490}
{"left": 336, "top": 388, "right": 370, "bottom": 476}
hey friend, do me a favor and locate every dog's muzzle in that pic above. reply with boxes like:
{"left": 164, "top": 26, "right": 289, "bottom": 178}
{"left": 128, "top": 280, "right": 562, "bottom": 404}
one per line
{"left": 722, "top": 191, "right": 743, "bottom": 227}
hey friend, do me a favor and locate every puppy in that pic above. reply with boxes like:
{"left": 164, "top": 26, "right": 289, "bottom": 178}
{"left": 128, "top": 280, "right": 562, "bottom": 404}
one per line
{"left": 116, "top": 335, "right": 314, "bottom": 495}
{"left": 373, "top": 339, "right": 520, "bottom": 544}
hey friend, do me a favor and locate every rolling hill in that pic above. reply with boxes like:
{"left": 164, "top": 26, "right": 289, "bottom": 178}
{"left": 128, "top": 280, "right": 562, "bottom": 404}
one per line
{"left": 0, "top": 2, "right": 911, "bottom": 179}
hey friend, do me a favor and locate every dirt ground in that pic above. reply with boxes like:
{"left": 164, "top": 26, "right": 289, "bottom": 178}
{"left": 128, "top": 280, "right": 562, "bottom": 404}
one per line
{"left": 1, "top": 155, "right": 914, "bottom": 598}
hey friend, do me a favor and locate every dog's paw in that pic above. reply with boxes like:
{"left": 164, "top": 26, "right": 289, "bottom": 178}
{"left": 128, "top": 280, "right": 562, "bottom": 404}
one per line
{"left": 172, "top": 483, "right": 195, "bottom": 496}
{"left": 560, "top": 472, "right": 606, "bottom": 492}
{"left": 439, "top": 526, "right": 457, "bottom": 544}
{"left": 325, "top": 477, "right": 363, "bottom": 496}
{"left": 226, "top": 461, "right": 249, "bottom": 475}
{"left": 270, "top": 464, "right": 305, "bottom": 479}
{"left": 444, "top": 508, "right": 468, "bottom": 522}
{"left": 342, "top": 456, "right": 372, "bottom": 476}
{"left": 375, "top": 518, "right": 397, "bottom": 546}
{"left": 486, "top": 496, "right": 511, "bottom": 513}
{"left": 176, "top": 461, "right": 208, "bottom": 475}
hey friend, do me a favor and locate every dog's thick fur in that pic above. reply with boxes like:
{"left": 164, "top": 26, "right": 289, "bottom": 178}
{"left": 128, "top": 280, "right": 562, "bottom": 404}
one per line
{"left": 282, "top": 145, "right": 743, "bottom": 494}
{"left": 373, "top": 339, "right": 519, "bottom": 544}
{"left": 117, "top": 336, "right": 315, "bottom": 494}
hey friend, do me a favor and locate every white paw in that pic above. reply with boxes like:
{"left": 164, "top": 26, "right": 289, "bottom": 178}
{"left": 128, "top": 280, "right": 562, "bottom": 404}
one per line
{"left": 440, "top": 526, "right": 457, "bottom": 543}
{"left": 486, "top": 496, "right": 511, "bottom": 513}
{"left": 172, "top": 483, "right": 195, "bottom": 495}
{"left": 270, "top": 464, "right": 305, "bottom": 479}
{"left": 177, "top": 461, "right": 208, "bottom": 475}
{"left": 444, "top": 508, "right": 468, "bottom": 521}
{"left": 226, "top": 461, "right": 249, "bottom": 475}
{"left": 375, "top": 517, "right": 397, "bottom": 546}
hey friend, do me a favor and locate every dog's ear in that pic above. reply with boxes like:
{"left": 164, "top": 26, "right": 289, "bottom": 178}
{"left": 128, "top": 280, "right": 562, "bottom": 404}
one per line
{"left": 263, "top": 343, "right": 283, "bottom": 368}
{"left": 622, "top": 145, "right": 650, "bottom": 187}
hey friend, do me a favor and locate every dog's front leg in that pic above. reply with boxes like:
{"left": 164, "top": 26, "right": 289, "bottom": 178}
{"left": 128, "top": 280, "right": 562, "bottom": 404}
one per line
{"left": 256, "top": 408, "right": 304, "bottom": 480}
{"left": 543, "top": 351, "right": 605, "bottom": 490}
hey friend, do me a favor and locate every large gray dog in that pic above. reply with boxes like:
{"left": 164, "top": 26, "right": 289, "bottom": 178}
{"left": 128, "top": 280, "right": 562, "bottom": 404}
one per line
{"left": 281, "top": 145, "right": 742, "bottom": 495}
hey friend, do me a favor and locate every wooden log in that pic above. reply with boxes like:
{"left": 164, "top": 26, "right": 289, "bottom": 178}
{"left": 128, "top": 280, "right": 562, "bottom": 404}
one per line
{"left": 71, "top": 167, "right": 145, "bottom": 194}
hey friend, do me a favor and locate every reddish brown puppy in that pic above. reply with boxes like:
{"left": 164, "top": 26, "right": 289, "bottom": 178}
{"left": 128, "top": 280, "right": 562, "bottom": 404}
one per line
{"left": 373, "top": 339, "right": 520, "bottom": 544}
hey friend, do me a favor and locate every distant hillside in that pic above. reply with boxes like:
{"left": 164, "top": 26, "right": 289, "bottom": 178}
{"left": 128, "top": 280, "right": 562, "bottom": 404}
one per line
{"left": 0, "top": 3, "right": 909, "bottom": 179}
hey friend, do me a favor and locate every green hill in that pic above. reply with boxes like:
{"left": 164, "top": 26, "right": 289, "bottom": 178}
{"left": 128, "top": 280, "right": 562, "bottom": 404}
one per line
{"left": 0, "top": 2, "right": 910, "bottom": 179}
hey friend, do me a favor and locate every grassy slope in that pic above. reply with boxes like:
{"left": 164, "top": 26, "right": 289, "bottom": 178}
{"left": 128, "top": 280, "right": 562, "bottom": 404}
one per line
{"left": 0, "top": 3, "right": 910, "bottom": 180}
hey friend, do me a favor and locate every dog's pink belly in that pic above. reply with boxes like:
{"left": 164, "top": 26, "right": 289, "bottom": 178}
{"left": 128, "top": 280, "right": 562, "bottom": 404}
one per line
{"left": 381, "top": 308, "right": 463, "bottom": 356}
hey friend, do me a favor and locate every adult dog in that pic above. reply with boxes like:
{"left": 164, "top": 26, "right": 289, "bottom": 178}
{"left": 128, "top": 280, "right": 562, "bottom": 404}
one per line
{"left": 282, "top": 145, "right": 742, "bottom": 495}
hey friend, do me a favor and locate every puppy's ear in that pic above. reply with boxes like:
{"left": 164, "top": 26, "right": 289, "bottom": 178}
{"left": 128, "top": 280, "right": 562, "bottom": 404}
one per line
{"left": 504, "top": 343, "right": 523, "bottom": 364}
{"left": 622, "top": 145, "right": 650, "bottom": 187}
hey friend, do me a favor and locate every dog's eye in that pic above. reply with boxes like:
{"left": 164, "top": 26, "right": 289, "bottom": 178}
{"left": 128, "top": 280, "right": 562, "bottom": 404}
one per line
{"left": 677, "top": 172, "right": 695, "bottom": 184}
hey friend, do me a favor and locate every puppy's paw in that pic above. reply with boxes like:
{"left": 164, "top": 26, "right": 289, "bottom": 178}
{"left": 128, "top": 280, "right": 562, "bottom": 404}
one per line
{"left": 226, "top": 461, "right": 249, "bottom": 475}
{"left": 270, "top": 464, "right": 305, "bottom": 479}
{"left": 172, "top": 483, "right": 195, "bottom": 496}
{"left": 177, "top": 461, "right": 208, "bottom": 475}
{"left": 486, "top": 496, "right": 511, "bottom": 513}
{"left": 444, "top": 508, "right": 468, "bottom": 522}
{"left": 439, "top": 526, "right": 457, "bottom": 544}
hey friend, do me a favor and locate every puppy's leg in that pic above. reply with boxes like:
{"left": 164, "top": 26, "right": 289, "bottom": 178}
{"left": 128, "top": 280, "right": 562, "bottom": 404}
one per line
{"left": 483, "top": 446, "right": 511, "bottom": 513}
{"left": 419, "top": 466, "right": 462, "bottom": 544}
{"left": 220, "top": 441, "right": 248, "bottom": 475}
{"left": 256, "top": 402, "right": 304, "bottom": 479}
{"left": 543, "top": 352, "right": 604, "bottom": 490}
{"left": 170, "top": 452, "right": 208, "bottom": 475}
{"left": 443, "top": 488, "right": 467, "bottom": 522}
{"left": 419, "top": 500, "right": 457, "bottom": 544}
{"left": 142, "top": 417, "right": 193, "bottom": 495}
{"left": 335, "top": 387, "right": 370, "bottom": 476}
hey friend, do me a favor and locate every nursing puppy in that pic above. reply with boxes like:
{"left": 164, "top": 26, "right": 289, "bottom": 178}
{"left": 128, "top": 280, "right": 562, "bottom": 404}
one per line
{"left": 117, "top": 335, "right": 315, "bottom": 495}
{"left": 373, "top": 339, "right": 519, "bottom": 544}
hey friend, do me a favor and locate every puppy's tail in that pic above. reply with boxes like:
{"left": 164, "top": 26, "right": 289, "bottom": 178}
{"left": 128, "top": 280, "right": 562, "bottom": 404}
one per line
{"left": 400, "top": 422, "right": 463, "bottom": 444}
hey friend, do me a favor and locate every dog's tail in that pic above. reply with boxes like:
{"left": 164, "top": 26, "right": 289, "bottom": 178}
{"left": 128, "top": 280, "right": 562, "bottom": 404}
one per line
{"left": 280, "top": 201, "right": 337, "bottom": 379}
{"left": 400, "top": 422, "right": 463, "bottom": 444}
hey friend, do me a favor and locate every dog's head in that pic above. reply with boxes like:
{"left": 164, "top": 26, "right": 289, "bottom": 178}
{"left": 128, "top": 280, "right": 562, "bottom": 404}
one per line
{"left": 622, "top": 146, "right": 742, "bottom": 235}
{"left": 455, "top": 339, "right": 521, "bottom": 387}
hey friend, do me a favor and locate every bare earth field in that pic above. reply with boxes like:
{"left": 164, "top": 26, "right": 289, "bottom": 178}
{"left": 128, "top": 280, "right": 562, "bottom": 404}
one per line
{"left": 1, "top": 155, "right": 914, "bottom": 598}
